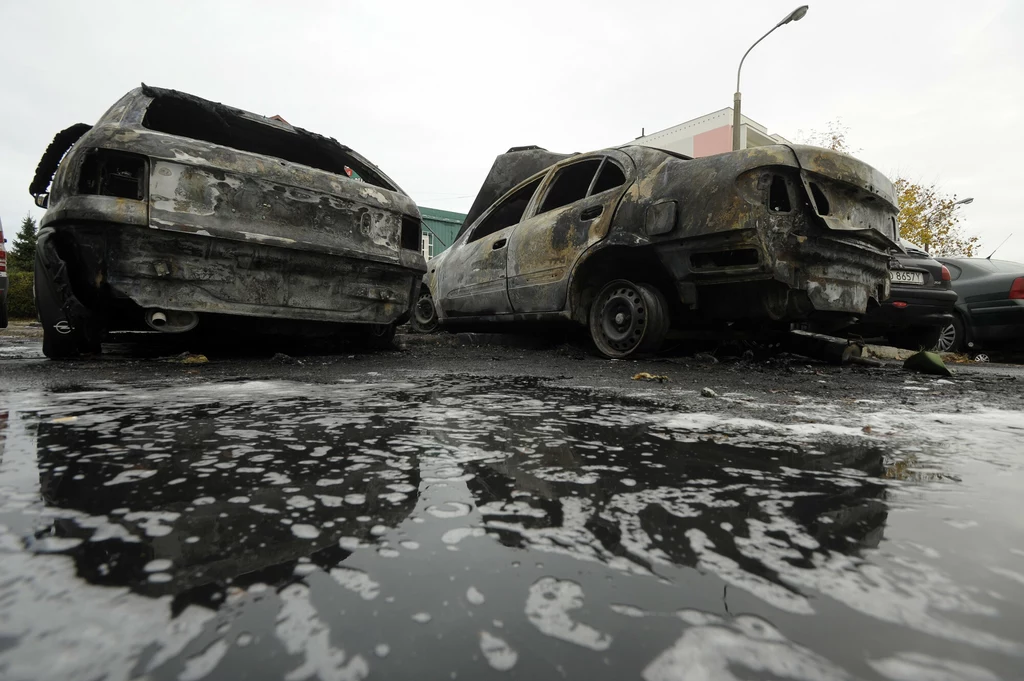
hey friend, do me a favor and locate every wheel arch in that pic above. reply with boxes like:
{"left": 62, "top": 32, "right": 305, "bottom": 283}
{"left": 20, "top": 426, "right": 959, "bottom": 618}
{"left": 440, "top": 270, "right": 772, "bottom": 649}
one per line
{"left": 566, "top": 243, "right": 678, "bottom": 325}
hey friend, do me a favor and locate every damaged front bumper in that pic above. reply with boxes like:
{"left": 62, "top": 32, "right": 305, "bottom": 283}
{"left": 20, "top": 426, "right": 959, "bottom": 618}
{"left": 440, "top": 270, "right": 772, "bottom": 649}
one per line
{"left": 35, "top": 222, "right": 423, "bottom": 335}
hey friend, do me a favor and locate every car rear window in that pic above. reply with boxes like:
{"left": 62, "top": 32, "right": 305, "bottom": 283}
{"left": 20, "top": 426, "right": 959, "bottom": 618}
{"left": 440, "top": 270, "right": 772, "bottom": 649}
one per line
{"left": 538, "top": 160, "right": 601, "bottom": 214}
{"left": 142, "top": 90, "right": 396, "bottom": 191}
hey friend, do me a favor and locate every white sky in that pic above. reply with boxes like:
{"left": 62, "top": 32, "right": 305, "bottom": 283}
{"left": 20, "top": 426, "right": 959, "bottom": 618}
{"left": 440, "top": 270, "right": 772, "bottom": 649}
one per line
{"left": 1, "top": 0, "right": 1021, "bottom": 260}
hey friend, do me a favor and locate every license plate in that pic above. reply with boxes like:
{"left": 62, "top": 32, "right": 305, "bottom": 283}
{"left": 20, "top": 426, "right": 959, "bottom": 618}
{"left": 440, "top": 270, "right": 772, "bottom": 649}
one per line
{"left": 891, "top": 270, "right": 924, "bottom": 285}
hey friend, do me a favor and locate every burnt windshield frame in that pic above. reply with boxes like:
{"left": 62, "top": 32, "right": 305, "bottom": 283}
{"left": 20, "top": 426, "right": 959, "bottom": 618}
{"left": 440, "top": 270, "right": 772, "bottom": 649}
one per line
{"left": 140, "top": 89, "right": 397, "bottom": 191}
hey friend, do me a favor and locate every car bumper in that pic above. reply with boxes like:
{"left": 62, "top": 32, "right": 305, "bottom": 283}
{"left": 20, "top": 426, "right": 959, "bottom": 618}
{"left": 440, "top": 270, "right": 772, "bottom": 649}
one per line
{"left": 858, "top": 286, "right": 957, "bottom": 331}
{"left": 37, "top": 223, "right": 424, "bottom": 330}
{"left": 968, "top": 300, "right": 1024, "bottom": 348}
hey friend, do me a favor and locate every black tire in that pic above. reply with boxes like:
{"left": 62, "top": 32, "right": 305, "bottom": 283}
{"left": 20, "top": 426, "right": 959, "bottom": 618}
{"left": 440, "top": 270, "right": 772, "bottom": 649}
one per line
{"left": 588, "top": 279, "right": 670, "bottom": 359}
{"left": 890, "top": 326, "right": 943, "bottom": 352}
{"left": 935, "top": 315, "right": 965, "bottom": 353}
{"left": 0, "top": 295, "right": 8, "bottom": 329}
{"left": 411, "top": 289, "right": 439, "bottom": 334}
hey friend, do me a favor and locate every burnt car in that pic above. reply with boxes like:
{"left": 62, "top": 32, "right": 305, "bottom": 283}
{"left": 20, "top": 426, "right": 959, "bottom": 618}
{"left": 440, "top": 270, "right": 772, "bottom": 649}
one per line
{"left": 934, "top": 257, "right": 1024, "bottom": 353}
{"left": 842, "top": 240, "right": 957, "bottom": 350}
{"left": 413, "top": 144, "right": 900, "bottom": 357}
{"left": 28, "top": 85, "right": 425, "bottom": 358}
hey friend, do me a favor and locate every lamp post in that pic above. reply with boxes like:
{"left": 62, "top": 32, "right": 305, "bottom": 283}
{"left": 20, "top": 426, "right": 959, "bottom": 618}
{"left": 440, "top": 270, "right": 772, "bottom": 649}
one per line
{"left": 733, "top": 5, "right": 809, "bottom": 151}
{"left": 921, "top": 196, "right": 974, "bottom": 221}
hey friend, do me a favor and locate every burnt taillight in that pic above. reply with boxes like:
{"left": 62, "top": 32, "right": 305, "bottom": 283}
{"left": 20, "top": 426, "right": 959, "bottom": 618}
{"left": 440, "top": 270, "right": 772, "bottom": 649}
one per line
{"left": 79, "top": 150, "right": 147, "bottom": 200}
{"left": 940, "top": 265, "right": 951, "bottom": 282}
{"left": 1010, "top": 277, "right": 1024, "bottom": 300}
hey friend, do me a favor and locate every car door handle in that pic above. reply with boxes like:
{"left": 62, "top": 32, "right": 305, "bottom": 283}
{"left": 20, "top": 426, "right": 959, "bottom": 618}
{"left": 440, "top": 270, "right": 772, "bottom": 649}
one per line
{"left": 492, "top": 238, "right": 507, "bottom": 250}
{"left": 580, "top": 205, "right": 603, "bottom": 221}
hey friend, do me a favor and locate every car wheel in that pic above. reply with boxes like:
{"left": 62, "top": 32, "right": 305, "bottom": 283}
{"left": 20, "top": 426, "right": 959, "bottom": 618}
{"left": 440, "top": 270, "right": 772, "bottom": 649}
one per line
{"left": 936, "top": 316, "right": 964, "bottom": 353}
{"left": 411, "top": 289, "right": 439, "bottom": 334}
{"left": 589, "top": 280, "right": 669, "bottom": 359}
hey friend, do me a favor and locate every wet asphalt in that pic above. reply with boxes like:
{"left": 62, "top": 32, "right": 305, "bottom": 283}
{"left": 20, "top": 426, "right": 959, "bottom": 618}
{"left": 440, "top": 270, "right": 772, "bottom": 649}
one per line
{"left": 1, "top": 329, "right": 1024, "bottom": 680}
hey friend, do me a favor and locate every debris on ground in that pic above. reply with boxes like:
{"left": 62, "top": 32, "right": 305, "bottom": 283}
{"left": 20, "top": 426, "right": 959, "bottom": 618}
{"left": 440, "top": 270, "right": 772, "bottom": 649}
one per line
{"left": 175, "top": 352, "right": 209, "bottom": 365}
{"left": 273, "top": 353, "right": 297, "bottom": 365}
{"left": 693, "top": 353, "right": 719, "bottom": 365}
{"left": 701, "top": 387, "right": 719, "bottom": 398}
{"left": 903, "top": 351, "right": 953, "bottom": 377}
{"left": 632, "top": 372, "right": 669, "bottom": 383}
{"left": 784, "top": 330, "right": 863, "bottom": 366}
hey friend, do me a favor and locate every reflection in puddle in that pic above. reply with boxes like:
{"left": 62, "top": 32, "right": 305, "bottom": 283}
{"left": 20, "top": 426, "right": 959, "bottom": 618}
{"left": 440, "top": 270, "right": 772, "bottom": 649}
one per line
{"left": 0, "top": 377, "right": 1021, "bottom": 680}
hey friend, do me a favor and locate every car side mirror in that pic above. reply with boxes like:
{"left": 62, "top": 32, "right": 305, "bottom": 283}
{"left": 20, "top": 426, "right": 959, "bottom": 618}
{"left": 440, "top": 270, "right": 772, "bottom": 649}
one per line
{"left": 34, "top": 194, "right": 48, "bottom": 209}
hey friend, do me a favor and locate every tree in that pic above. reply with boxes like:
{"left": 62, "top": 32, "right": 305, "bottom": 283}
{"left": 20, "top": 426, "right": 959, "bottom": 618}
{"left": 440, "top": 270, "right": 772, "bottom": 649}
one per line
{"left": 893, "top": 179, "right": 979, "bottom": 256}
{"left": 8, "top": 214, "right": 38, "bottom": 273}
{"left": 800, "top": 120, "right": 979, "bottom": 256}
{"left": 799, "top": 118, "right": 859, "bottom": 155}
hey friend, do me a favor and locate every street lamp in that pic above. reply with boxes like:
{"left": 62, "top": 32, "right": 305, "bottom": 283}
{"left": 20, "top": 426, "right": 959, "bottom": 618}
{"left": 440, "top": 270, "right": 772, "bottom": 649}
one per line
{"left": 921, "top": 196, "right": 974, "bottom": 220}
{"left": 733, "top": 5, "right": 809, "bottom": 151}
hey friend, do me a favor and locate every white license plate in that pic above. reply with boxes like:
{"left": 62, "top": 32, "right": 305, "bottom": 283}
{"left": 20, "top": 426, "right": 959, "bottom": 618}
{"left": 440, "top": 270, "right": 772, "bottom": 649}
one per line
{"left": 891, "top": 270, "right": 924, "bottom": 285}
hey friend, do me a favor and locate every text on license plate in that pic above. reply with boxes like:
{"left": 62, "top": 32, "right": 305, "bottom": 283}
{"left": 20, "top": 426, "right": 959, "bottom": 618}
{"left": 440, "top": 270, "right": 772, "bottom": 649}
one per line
{"left": 891, "top": 270, "right": 924, "bottom": 284}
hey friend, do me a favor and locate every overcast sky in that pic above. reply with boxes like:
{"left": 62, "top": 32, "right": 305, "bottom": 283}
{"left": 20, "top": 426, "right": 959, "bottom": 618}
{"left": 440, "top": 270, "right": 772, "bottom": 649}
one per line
{"left": 2, "top": 0, "right": 1021, "bottom": 260}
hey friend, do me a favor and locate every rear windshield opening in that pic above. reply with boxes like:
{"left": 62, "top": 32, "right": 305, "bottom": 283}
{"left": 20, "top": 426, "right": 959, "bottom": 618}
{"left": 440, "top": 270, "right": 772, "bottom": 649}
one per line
{"left": 142, "top": 91, "right": 396, "bottom": 191}
{"left": 401, "top": 216, "right": 421, "bottom": 251}
{"left": 769, "top": 175, "right": 791, "bottom": 213}
{"left": 691, "top": 248, "right": 760, "bottom": 269}
{"left": 79, "top": 150, "right": 146, "bottom": 200}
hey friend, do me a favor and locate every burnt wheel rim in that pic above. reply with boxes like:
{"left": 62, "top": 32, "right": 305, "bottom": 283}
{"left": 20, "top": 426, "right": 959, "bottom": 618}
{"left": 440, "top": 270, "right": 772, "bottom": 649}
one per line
{"left": 936, "top": 323, "right": 957, "bottom": 352}
{"left": 414, "top": 293, "right": 437, "bottom": 330}
{"left": 598, "top": 285, "right": 647, "bottom": 354}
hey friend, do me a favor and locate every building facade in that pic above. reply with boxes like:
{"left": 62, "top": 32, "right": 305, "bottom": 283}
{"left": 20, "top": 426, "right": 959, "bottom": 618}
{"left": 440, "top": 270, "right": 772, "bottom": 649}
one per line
{"left": 627, "top": 108, "right": 789, "bottom": 158}
{"left": 420, "top": 207, "right": 465, "bottom": 261}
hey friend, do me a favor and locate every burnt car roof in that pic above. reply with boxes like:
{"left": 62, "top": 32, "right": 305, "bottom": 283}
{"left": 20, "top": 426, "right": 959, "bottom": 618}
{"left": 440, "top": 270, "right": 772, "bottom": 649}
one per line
{"left": 30, "top": 84, "right": 408, "bottom": 201}
{"left": 457, "top": 143, "right": 898, "bottom": 242}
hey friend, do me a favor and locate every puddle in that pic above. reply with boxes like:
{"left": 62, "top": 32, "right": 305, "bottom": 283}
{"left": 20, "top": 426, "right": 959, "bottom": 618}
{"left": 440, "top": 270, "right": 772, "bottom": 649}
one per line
{"left": 0, "top": 377, "right": 1022, "bottom": 680}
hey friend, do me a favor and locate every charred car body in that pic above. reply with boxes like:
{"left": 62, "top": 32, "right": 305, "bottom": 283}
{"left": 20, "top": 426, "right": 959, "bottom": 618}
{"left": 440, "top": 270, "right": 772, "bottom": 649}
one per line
{"left": 29, "top": 85, "right": 425, "bottom": 358}
{"left": 414, "top": 144, "right": 901, "bottom": 357}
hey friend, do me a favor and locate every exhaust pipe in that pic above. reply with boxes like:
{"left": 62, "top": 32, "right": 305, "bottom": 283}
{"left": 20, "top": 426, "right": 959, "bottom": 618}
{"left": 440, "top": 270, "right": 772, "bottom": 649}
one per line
{"left": 145, "top": 309, "right": 198, "bottom": 333}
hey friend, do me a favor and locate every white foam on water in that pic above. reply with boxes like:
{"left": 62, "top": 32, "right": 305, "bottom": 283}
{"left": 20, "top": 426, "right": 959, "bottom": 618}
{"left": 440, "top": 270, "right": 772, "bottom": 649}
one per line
{"left": 525, "top": 577, "right": 611, "bottom": 651}
{"left": 291, "top": 524, "right": 320, "bottom": 540}
{"left": 479, "top": 631, "right": 517, "bottom": 671}
{"left": 275, "top": 583, "right": 369, "bottom": 681}
{"left": 466, "top": 586, "right": 485, "bottom": 605}
{"left": 868, "top": 652, "right": 1000, "bottom": 681}
{"left": 329, "top": 567, "right": 380, "bottom": 600}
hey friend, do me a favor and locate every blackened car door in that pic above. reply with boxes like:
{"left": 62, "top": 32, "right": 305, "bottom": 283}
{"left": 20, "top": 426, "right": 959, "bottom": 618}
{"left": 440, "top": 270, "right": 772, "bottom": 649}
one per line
{"left": 436, "top": 178, "right": 541, "bottom": 318}
{"left": 506, "top": 153, "right": 631, "bottom": 314}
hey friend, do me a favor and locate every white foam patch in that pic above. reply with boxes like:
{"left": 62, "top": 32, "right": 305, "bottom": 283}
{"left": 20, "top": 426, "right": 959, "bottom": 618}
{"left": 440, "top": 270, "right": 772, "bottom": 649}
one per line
{"left": 329, "top": 567, "right": 380, "bottom": 600}
{"left": 479, "top": 631, "right": 517, "bottom": 671}
{"left": 179, "top": 638, "right": 229, "bottom": 681}
{"left": 103, "top": 469, "right": 157, "bottom": 486}
{"left": 525, "top": 577, "right": 611, "bottom": 651}
{"left": 868, "top": 652, "right": 1000, "bottom": 681}
{"left": 466, "top": 586, "right": 485, "bottom": 605}
{"left": 426, "top": 502, "right": 472, "bottom": 518}
{"left": 441, "top": 527, "right": 485, "bottom": 545}
{"left": 643, "top": 611, "right": 848, "bottom": 681}
{"left": 275, "top": 584, "right": 369, "bottom": 681}
{"left": 291, "top": 524, "right": 320, "bottom": 540}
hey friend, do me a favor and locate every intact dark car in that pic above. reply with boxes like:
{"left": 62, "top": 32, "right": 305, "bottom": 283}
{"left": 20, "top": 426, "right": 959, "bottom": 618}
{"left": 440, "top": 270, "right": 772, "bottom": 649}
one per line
{"left": 28, "top": 85, "right": 425, "bottom": 358}
{"left": 844, "top": 241, "right": 957, "bottom": 350}
{"left": 415, "top": 144, "right": 901, "bottom": 357}
{"left": 0, "top": 217, "right": 8, "bottom": 329}
{"left": 934, "top": 257, "right": 1024, "bottom": 352}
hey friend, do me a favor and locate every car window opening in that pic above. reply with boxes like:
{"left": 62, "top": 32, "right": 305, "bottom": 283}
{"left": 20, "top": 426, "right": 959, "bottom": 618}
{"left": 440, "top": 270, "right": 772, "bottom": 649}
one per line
{"left": 78, "top": 150, "right": 146, "bottom": 200}
{"left": 141, "top": 90, "right": 396, "bottom": 190}
{"left": 769, "top": 175, "right": 791, "bottom": 213}
{"left": 401, "top": 216, "right": 421, "bottom": 250}
{"left": 691, "top": 248, "right": 760, "bottom": 269}
{"left": 469, "top": 178, "right": 542, "bottom": 243}
{"left": 809, "top": 182, "right": 830, "bottom": 216}
{"left": 591, "top": 160, "right": 626, "bottom": 194}
{"left": 538, "top": 160, "right": 602, "bottom": 214}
